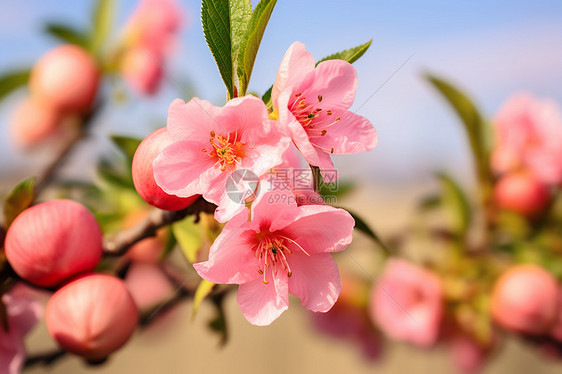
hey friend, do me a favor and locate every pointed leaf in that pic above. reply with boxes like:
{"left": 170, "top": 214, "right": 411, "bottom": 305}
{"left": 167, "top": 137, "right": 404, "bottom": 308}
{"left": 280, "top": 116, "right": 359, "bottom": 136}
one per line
{"left": 230, "top": 0, "right": 252, "bottom": 75}
{"left": 45, "top": 23, "right": 89, "bottom": 47}
{"left": 345, "top": 209, "right": 390, "bottom": 254}
{"left": 192, "top": 279, "right": 215, "bottom": 320}
{"left": 316, "top": 39, "right": 373, "bottom": 66}
{"left": 437, "top": 172, "right": 472, "bottom": 235}
{"left": 3, "top": 178, "right": 35, "bottom": 228}
{"left": 262, "top": 85, "right": 273, "bottom": 108}
{"left": 0, "top": 69, "right": 30, "bottom": 103}
{"left": 90, "top": 0, "right": 114, "bottom": 55}
{"left": 237, "top": 0, "right": 277, "bottom": 95}
{"left": 110, "top": 135, "right": 142, "bottom": 161}
{"left": 426, "top": 74, "right": 492, "bottom": 197}
{"left": 202, "top": 0, "right": 234, "bottom": 98}
{"left": 172, "top": 215, "right": 202, "bottom": 263}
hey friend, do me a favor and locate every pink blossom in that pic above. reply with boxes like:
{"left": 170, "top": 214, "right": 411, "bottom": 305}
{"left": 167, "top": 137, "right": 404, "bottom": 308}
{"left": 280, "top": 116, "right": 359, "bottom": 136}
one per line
{"left": 0, "top": 284, "right": 43, "bottom": 374}
{"left": 491, "top": 93, "right": 562, "bottom": 185}
{"left": 121, "top": 0, "right": 182, "bottom": 94}
{"left": 193, "top": 185, "right": 355, "bottom": 325}
{"left": 272, "top": 41, "right": 377, "bottom": 170}
{"left": 125, "top": 263, "right": 174, "bottom": 310}
{"left": 154, "top": 96, "right": 290, "bottom": 222}
{"left": 370, "top": 259, "right": 443, "bottom": 347}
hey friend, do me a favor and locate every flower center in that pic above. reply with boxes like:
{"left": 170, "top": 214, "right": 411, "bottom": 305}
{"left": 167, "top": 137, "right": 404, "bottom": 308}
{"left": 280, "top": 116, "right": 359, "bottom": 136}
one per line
{"left": 202, "top": 131, "right": 245, "bottom": 171}
{"left": 289, "top": 92, "right": 341, "bottom": 154}
{"left": 253, "top": 231, "right": 309, "bottom": 284}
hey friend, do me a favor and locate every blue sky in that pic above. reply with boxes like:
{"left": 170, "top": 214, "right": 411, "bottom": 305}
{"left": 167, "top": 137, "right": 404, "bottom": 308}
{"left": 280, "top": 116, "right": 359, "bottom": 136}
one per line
{"left": 0, "top": 1, "right": 561, "bottom": 186}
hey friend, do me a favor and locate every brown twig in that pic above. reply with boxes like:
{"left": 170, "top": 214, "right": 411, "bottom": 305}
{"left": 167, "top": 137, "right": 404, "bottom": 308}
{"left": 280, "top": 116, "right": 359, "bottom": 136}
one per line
{"left": 103, "top": 197, "right": 216, "bottom": 257}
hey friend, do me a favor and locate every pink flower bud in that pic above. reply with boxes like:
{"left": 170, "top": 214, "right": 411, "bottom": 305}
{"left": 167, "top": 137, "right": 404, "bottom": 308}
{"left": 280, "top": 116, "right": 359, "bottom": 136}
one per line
{"left": 5, "top": 200, "right": 102, "bottom": 287}
{"left": 125, "top": 263, "right": 174, "bottom": 310}
{"left": 30, "top": 45, "right": 99, "bottom": 113}
{"left": 492, "top": 265, "right": 558, "bottom": 335}
{"left": 493, "top": 172, "right": 551, "bottom": 217}
{"left": 10, "top": 98, "right": 61, "bottom": 147}
{"left": 132, "top": 127, "right": 198, "bottom": 210}
{"left": 121, "top": 47, "right": 163, "bottom": 95}
{"left": 46, "top": 274, "right": 139, "bottom": 360}
{"left": 369, "top": 259, "right": 443, "bottom": 347}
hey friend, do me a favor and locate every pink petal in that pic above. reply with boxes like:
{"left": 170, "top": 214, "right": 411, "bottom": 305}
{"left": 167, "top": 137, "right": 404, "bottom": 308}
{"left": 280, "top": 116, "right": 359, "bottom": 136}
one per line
{"left": 237, "top": 272, "right": 289, "bottom": 326}
{"left": 166, "top": 98, "right": 221, "bottom": 142}
{"left": 311, "top": 110, "right": 377, "bottom": 154}
{"left": 0, "top": 338, "right": 24, "bottom": 374}
{"left": 153, "top": 140, "right": 217, "bottom": 197}
{"left": 193, "top": 210, "right": 260, "bottom": 285}
{"left": 222, "top": 96, "right": 272, "bottom": 143}
{"left": 251, "top": 183, "right": 300, "bottom": 232}
{"left": 288, "top": 252, "right": 340, "bottom": 312}
{"left": 282, "top": 205, "right": 355, "bottom": 254}
{"left": 272, "top": 42, "right": 315, "bottom": 108}
{"left": 298, "top": 59, "right": 358, "bottom": 111}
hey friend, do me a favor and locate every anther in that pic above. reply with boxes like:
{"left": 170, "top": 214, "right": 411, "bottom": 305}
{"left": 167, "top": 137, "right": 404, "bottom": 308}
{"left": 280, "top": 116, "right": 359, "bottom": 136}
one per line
{"left": 321, "top": 130, "right": 327, "bottom": 136}
{"left": 210, "top": 130, "right": 215, "bottom": 137}
{"left": 295, "top": 93, "right": 302, "bottom": 97}
{"left": 327, "top": 110, "right": 332, "bottom": 115}
{"left": 317, "top": 95, "right": 323, "bottom": 102}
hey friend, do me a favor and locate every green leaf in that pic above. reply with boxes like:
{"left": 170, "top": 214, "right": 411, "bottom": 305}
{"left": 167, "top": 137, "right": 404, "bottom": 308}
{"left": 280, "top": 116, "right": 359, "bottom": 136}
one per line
{"left": 262, "top": 85, "right": 273, "bottom": 108}
{"left": 345, "top": 209, "right": 390, "bottom": 254}
{"left": 418, "top": 195, "right": 442, "bottom": 212}
{"left": 3, "top": 178, "right": 35, "bottom": 228}
{"left": 208, "top": 293, "right": 228, "bottom": 346}
{"left": 202, "top": 0, "right": 234, "bottom": 98}
{"left": 230, "top": 0, "right": 252, "bottom": 74}
{"left": 0, "top": 70, "right": 30, "bottom": 103}
{"left": 172, "top": 215, "right": 203, "bottom": 263}
{"left": 192, "top": 279, "right": 215, "bottom": 321}
{"left": 236, "top": 0, "right": 277, "bottom": 96}
{"left": 45, "top": 23, "right": 89, "bottom": 47}
{"left": 97, "top": 160, "right": 133, "bottom": 189}
{"left": 426, "top": 74, "right": 492, "bottom": 200}
{"left": 110, "top": 135, "right": 142, "bottom": 162}
{"left": 316, "top": 39, "right": 373, "bottom": 66}
{"left": 437, "top": 172, "right": 472, "bottom": 236}
{"left": 90, "top": 0, "right": 114, "bottom": 55}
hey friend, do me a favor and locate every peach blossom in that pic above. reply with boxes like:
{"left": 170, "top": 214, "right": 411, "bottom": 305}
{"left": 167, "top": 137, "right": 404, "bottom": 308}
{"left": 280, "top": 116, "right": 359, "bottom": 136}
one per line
{"left": 10, "top": 98, "right": 61, "bottom": 146}
{"left": 0, "top": 284, "right": 43, "bottom": 374}
{"left": 133, "top": 127, "right": 199, "bottom": 211}
{"left": 46, "top": 274, "right": 139, "bottom": 360}
{"left": 491, "top": 93, "right": 562, "bottom": 185}
{"left": 493, "top": 171, "right": 551, "bottom": 217}
{"left": 120, "top": 47, "right": 163, "bottom": 95}
{"left": 272, "top": 42, "right": 377, "bottom": 170}
{"left": 5, "top": 200, "right": 102, "bottom": 287}
{"left": 370, "top": 259, "right": 443, "bottom": 347}
{"left": 30, "top": 45, "right": 99, "bottom": 113}
{"left": 492, "top": 265, "right": 558, "bottom": 335}
{"left": 194, "top": 184, "right": 354, "bottom": 325}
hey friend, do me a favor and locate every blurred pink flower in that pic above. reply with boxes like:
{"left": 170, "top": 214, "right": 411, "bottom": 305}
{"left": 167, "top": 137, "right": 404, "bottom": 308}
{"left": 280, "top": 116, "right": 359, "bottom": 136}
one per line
{"left": 121, "top": 0, "right": 182, "bottom": 94}
{"left": 491, "top": 93, "right": 562, "bottom": 185}
{"left": 272, "top": 41, "right": 377, "bottom": 170}
{"left": 0, "top": 284, "right": 43, "bottom": 374}
{"left": 193, "top": 186, "right": 354, "bottom": 326}
{"left": 125, "top": 263, "right": 174, "bottom": 310}
{"left": 154, "top": 96, "right": 290, "bottom": 222}
{"left": 370, "top": 259, "right": 443, "bottom": 347}
{"left": 450, "top": 335, "right": 488, "bottom": 374}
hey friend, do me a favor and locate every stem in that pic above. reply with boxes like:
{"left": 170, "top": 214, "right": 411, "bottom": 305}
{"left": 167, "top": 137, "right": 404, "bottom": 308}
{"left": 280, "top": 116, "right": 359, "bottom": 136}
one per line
{"left": 103, "top": 197, "right": 216, "bottom": 257}
{"left": 24, "top": 349, "right": 66, "bottom": 368}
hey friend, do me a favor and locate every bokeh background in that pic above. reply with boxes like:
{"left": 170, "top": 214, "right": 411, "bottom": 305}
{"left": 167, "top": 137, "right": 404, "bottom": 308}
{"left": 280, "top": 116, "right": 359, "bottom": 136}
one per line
{"left": 1, "top": 0, "right": 562, "bottom": 373}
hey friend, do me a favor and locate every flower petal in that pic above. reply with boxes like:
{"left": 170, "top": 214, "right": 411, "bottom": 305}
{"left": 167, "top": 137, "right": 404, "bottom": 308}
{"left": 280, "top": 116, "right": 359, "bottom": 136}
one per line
{"left": 272, "top": 41, "right": 315, "bottom": 108}
{"left": 311, "top": 110, "right": 377, "bottom": 154}
{"left": 237, "top": 272, "right": 289, "bottom": 326}
{"left": 153, "top": 140, "right": 217, "bottom": 197}
{"left": 251, "top": 182, "right": 300, "bottom": 232}
{"left": 299, "top": 59, "right": 357, "bottom": 111}
{"left": 167, "top": 98, "right": 221, "bottom": 142}
{"left": 288, "top": 252, "right": 340, "bottom": 312}
{"left": 282, "top": 205, "right": 355, "bottom": 254}
{"left": 193, "top": 210, "right": 259, "bottom": 285}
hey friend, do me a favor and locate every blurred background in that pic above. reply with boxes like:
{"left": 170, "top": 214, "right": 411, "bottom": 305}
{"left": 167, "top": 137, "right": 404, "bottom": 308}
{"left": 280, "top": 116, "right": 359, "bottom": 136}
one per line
{"left": 2, "top": 0, "right": 562, "bottom": 373}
